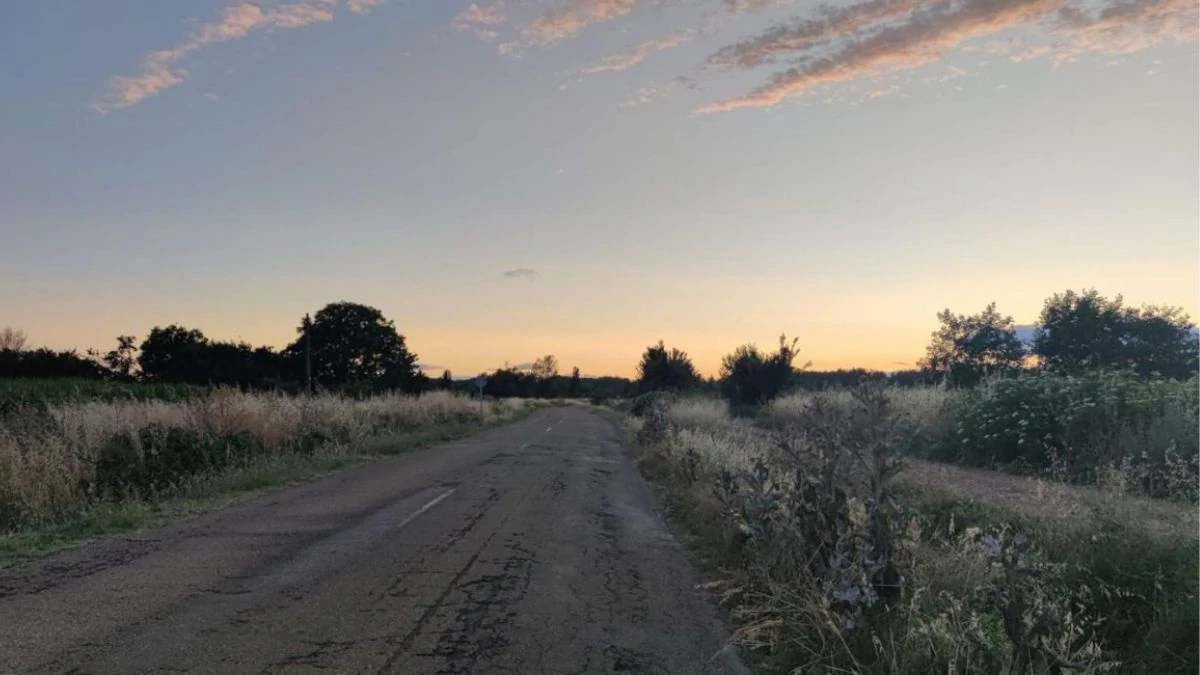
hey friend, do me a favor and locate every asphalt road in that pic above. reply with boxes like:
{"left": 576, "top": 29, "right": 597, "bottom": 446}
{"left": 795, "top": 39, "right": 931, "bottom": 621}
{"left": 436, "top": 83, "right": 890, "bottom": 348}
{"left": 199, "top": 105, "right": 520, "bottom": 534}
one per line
{"left": 0, "top": 407, "right": 744, "bottom": 675}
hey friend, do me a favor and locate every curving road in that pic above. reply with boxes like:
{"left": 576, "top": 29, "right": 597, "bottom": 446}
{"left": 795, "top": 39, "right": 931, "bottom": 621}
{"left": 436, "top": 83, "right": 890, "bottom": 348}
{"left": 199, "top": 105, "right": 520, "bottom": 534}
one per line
{"left": 0, "top": 408, "right": 744, "bottom": 675}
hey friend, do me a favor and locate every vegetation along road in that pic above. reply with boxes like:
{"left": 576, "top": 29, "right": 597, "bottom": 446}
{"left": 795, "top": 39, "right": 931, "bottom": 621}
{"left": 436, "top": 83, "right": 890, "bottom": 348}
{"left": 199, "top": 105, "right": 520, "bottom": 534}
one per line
{"left": 0, "top": 407, "right": 743, "bottom": 674}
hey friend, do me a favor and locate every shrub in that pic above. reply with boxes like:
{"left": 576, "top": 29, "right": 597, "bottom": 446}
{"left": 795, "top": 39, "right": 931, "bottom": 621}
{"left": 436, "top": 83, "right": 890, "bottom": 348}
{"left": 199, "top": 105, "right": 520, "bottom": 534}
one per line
{"left": 951, "top": 371, "right": 1199, "bottom": 498}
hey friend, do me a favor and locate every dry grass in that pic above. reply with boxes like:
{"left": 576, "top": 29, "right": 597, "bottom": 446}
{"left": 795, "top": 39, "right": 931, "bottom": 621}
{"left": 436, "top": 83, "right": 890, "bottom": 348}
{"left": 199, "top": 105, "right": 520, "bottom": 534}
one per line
{"left": 0, "top": 390, "right": 532, "bottom": 529}
{"left": 636, "top": 391, "right": 1199, "bottom": 674}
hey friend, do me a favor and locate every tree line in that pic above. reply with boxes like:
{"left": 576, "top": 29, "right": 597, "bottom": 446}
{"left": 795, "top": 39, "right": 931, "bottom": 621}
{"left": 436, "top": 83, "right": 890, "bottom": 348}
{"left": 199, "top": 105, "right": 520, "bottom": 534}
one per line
{"left": 634, "top": 287, "right": 1198, "bottom": 407}
{"left": 3, "top": 287, "right": 1194, "bottom": 401}
{"left": 0, "top": 302, "right": 425, "bottom": 395}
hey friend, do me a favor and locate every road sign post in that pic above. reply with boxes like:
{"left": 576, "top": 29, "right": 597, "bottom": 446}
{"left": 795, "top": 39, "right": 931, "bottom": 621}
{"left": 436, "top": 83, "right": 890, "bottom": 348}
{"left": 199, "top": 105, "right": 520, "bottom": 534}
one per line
{"left": 475, "top": 375, "right": 488, "bottom": 418}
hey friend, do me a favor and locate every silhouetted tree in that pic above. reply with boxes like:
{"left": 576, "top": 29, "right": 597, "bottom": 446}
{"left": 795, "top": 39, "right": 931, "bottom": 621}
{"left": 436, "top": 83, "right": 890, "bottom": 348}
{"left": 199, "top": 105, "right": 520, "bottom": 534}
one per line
{"left": 0, "top": 348, "right": 109, "bottom": 379}
{"left": 139, "top": 325, "right": 210, "bottom": 383}
{"left": 922, "top": 303, "right": 1025, "bottom": 386}
{"left": 284, "top": 302, "right": 420, "bottom": 394}
{"left": 0, "top": 327, "right": 27, "bottom": 352}
{"left": 569, "top": 367, "right": 581, "bottom": 396}
{"left": 720, "top": 334, "right": 805, "bottom": 407}
{"left": 1033, "top": 289, "right": 1127, "bottom": 374}
{"left": 101, "top": 335, "right": 139, "bottom": 379}
{"left": 1034, "top": 289, "right": 1197, "bottom": 378}
{"left": 1123, "top": 305, "right": 1198, "bottom": 378}
{"left": 636, "top": 341, "right": 699, "bottom": 393}
{"left": 441, "top": 370, "right": 454, "bottom": 389}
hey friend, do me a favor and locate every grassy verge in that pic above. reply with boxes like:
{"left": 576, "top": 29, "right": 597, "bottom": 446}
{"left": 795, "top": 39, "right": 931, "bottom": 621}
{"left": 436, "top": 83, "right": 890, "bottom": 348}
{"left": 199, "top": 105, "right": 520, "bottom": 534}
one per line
{"left": 0, "top": 412, "right": 529, "bottom": 567}
{"left": 611, "top": 392, "right": 1198, "bottom": 674}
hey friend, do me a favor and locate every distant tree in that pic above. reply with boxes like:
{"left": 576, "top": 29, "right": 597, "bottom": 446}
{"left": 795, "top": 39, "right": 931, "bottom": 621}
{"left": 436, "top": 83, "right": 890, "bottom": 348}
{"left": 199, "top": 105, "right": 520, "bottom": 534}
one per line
{"left": 721, "top": 334, "right": 806, "bottom": 407}
{"left": 0, "top": 327, "right": 27, "bottom": 352}
{"left": 1123, "top": 305, "right": 1199, "bottom": 378}
{"left": 101, "top": 335, "right": 139, "bottom": 379}
{"left": 1033, "top": 289, "right": 1128, "bottom": 374}
{"left": 569, "top": 367, "right": 582, "bottom": 396}
{"left": 285, "top": 302, "right": 420, "bottom": 394}
{"left": 139, "top": 325, "right": 210, "bottom": 383}
{"left": 1034, "top": 289, "right": 1197, "bottom": 378}
{"left": 441, "top": 370, "right": 454, "bottom": 389}
{"left": 922, "top": 303, "right": 1025, "bottom": 386}
{"left": 531, "top": 354, "right": 559, "bottom": 381}
{"left": 636, "top": 341, "right": 699, "bottom": 392}
{"left": 0, "top": 348, "right": 109, "bottom": 379}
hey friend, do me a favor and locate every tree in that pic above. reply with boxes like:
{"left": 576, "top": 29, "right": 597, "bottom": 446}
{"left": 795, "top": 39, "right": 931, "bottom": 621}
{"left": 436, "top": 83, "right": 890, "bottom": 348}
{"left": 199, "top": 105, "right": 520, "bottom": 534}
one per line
{"left": 531, "top": 354, "right": 559, "bottom": 380}
{"left": 1033, "top": 289, "right": 1127, "bottom": 374}
{"left": 284, "top": 302, "right": 420, "bottom": 393}
{"left": 1123, "top": 305, "right": 1198, "bottom": 378}
{"left": 1033, "top": 289, "right": 1198, "bottom": 378}
{"left": 101, "top": 335, "right": 139, "bottom": 379}
{"left": 721, "top": 334, "right": 806, "bottom": 407}
{"left": 139, "top": 325, "right": 210, "bottom": 383}
{"left": 922, "top": 303, "right": 1025, "bottom": 386}
{"left": 636, "top": 341, "right": 699, "bottom": 392}
{"left": 0, "top": 327, "right": 27, "bottom": 352}
{"left": 569, "top": 367, "right": 582, "bottom": 396}
{"left": 441, "top": 370, "right": 454, "bottom": 390}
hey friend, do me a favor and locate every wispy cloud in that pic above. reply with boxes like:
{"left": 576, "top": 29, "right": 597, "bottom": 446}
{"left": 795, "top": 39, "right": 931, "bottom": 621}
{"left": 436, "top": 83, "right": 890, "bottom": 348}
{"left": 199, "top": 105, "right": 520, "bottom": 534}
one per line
{"left": 95, "top": 0, "right": 384, "bottom": 112}
{"left": 346, "top": 0, "right": 383, "bottom": 13}
{"left": 455, "top": 1, "right": 507, "bottom": 39}
{"left": 520, "top": 0, "right": 639, "bottom": 46}
{"left": 502, "top": 267, "right": 537, "bottom": 279}
{"left": 709, "top": 0, "right": 937, "bottom": 70}
{"left": 582, "top": 30, "right": 696, "bottom": 74}
{"left": 698, "top": 0, "right": 1197, "bottom": 112}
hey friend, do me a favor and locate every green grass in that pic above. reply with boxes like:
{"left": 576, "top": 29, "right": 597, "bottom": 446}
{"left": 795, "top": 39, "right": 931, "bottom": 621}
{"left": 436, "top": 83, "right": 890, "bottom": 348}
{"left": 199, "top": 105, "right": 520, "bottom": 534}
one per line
{"left": 0, "top": 417, "right": 525, "bottom": 568}
{"left": 0, "top": 378, "right": 201, "bottom": 414}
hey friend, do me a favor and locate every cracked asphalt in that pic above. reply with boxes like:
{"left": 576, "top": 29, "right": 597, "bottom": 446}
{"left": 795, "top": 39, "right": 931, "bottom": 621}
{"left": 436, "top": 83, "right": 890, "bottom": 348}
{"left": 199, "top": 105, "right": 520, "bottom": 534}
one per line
{"left": 0, "top": 408, "right": 744, "bottom": 675}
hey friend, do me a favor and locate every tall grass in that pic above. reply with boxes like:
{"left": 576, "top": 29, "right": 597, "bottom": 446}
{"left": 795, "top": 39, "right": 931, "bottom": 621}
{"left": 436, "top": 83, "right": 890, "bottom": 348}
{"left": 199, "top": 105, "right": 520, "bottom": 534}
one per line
{"left": 0, "top": 389, "right": 529, "bottom": 529}
{"left": 627, "top": 385, "right": 1198, "bottom": 674}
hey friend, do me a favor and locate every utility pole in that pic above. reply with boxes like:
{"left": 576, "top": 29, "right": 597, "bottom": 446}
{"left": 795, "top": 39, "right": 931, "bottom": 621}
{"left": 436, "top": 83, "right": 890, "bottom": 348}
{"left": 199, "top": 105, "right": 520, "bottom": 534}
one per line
{"left": 303, "top": 313, "right": 312, "bottom": 396}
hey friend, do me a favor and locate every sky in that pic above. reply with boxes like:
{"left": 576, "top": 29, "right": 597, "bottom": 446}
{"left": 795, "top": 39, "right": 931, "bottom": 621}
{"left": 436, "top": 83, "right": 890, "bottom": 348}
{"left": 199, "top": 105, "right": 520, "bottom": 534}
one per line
{"left": 1, "top": 0, "right": 1197, "bottom": 378}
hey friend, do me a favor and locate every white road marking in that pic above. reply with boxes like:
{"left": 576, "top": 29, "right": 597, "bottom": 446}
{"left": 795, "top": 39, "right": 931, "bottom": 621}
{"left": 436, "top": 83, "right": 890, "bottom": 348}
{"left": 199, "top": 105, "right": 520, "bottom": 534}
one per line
{"left": 396, "top": 489, "right": 456, "bottom": 529}
{"left": 545, "top": 426, "right": 553, "bottom": 432}
{"left": 520, "top": 443, "right": 530, "bottom": 450}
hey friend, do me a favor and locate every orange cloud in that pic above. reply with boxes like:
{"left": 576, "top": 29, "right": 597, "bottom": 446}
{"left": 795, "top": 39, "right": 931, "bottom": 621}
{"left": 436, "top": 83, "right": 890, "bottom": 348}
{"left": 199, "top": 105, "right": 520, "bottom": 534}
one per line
{"left": 521, "top": 0, "right": 638, "bottom": 46}
{"left": 700, "top": 0, "right": 1078, "bottom": 112}
{"left": 1051, "top": 0, "right": 1198, "bottom": 63}
{"left": 699, "top": 0, "right": 1198, "bottom": 112}
{"left": 709, "top": 0, "right": 939, "bottom": 70}
{"left": 96, "top": 1, "right": 353, "bottom": 112}
{"left": 582, "top": 30, "right": 696, "bottom": 74}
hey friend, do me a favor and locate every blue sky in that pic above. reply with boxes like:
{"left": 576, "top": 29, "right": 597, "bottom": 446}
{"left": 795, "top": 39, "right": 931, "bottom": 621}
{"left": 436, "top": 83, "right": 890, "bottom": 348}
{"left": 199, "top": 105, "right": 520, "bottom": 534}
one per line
{"left": 1, "top": 0, "right": 1196, "bottom": 376}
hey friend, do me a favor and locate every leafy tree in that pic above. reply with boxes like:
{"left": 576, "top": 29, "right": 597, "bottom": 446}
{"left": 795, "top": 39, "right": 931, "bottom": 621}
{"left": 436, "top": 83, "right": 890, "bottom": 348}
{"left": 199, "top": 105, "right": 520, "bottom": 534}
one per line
{"left": 1123, "top": 305, "right": 1198, "bottom": 378}
{"left": 440, "top": 370, "right": 454, "bottom": 389}
{"left": 1033, "top": 289, "right": 1128, "bottom": 373}
{"left": 569, "top": 367, "right": 582, "bottom": 396}
{"left": 0, "top": 327, "right": 27, "bottom": 352}
{"left": 922, "top": 303, "right": 1025, "bottom": 386}
{"left": 0, "top": 348, "right": 109, "bottom": 379}
{"left": 1034, "top": 289, "right": 1197, "bottom": 378}
{"left": 636, "top": 340, "right": 699, "bottom": 392}
{"left": 721, "top": 334, "right": 806, "bottom": 407}
{"left": 139, "top": 325, "right": 209, "bottom": 383}
{"left": 101, "top": 335, "right": 138, "bottom": 379}
{"left": 531, "top": 354, "right": 559, "bottom": 380}
{"left": 285, "top": 302, "right": 420, "bottom": 394}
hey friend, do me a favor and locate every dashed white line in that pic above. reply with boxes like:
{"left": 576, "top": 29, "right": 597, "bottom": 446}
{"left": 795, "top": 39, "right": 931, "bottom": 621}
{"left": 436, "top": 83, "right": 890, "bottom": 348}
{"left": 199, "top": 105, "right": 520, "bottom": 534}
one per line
{"left": 398, "top": 489, "right": 456, "bottom": 529}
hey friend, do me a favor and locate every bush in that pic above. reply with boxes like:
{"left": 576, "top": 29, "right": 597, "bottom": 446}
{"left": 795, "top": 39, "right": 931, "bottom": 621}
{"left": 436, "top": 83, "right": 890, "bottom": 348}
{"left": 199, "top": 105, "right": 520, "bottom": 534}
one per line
{"left": 950, "top": 371, "right": 1199, "bottom": 498}
{"left": 93, "top": 425, "right": 266, "bottom": 498}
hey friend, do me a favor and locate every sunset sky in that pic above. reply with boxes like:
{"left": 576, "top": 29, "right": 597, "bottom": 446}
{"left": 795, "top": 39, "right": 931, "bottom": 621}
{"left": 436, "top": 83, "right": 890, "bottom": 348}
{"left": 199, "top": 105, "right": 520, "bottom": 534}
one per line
{"left": 1, "top": 0, "right": 1196, "bottom": 377}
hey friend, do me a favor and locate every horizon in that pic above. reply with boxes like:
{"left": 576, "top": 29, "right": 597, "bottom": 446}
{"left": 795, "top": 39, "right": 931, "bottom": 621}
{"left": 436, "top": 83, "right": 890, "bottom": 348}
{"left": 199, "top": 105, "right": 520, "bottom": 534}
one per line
{"left": 2, "top": 1, "right": 1197, "bottom": 380}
